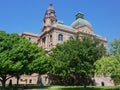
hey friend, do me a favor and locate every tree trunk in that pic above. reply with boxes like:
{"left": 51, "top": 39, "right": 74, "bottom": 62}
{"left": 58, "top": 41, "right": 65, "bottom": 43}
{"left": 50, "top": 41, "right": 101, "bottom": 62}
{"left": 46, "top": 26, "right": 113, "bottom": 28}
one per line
{"left": 17, "top": 78, "right": 19, "bottom": 85}
{"left": 1, "top": 79, "right": 6, "bottom": 90}
{"left": 16, "top": 76, "right": 20, "bottom": 85}
{"left": 73, "top": 74, "right": 79, "bottom": 85}
{"left": 0, "top": 75, "right": 7, "bottom": 90}
{"left": 37, "top": 74, "right": 41, "bottom": 84}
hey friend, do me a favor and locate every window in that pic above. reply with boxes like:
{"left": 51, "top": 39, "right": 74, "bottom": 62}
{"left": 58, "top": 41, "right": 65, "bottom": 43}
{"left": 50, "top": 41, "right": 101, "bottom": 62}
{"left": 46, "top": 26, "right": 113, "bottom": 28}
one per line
{"left": 28, "top": 37, "right": 31, "bottom": 40}
{"left": 42, "top": 37, "right": 46, "bottom": 44}
{"left": 29, "top": 79, "right": 32, "bottom": 83}
{"left": 58, "top": 34, "right": 63, "bottom": 41}
{"left": 50, "top": 35, "right": 52, "bottom": 42}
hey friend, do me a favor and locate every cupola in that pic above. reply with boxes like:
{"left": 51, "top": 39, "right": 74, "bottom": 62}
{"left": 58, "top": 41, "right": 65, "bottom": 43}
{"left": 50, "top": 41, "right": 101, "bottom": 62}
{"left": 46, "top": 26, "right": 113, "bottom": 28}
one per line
{"left": 71, "top": 12, "right": 92, "bottom": 29}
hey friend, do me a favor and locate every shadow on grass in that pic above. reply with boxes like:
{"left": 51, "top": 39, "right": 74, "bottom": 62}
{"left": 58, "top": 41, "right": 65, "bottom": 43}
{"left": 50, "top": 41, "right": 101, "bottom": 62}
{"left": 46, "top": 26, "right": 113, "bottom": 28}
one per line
{"left": 0, "top": 85, "right": 51, "bottom": 90}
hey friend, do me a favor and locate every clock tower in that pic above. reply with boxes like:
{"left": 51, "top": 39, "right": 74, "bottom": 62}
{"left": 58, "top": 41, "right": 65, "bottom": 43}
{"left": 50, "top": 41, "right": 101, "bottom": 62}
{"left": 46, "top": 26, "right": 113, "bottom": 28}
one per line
{"left": 43, "top": 4, "right": 57, "bottom": 26}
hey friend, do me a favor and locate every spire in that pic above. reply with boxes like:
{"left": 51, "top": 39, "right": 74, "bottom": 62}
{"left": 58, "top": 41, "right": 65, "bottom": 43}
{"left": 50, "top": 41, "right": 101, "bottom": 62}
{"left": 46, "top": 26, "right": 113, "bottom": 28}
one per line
{"left": 47, "top": 4, "right": 54, "bottom": 11}
{"left": 43, "top": 4, "right": 57, "bottom": 26}
{"left": 45, "top": 4, "right": 56, "bottom": 17}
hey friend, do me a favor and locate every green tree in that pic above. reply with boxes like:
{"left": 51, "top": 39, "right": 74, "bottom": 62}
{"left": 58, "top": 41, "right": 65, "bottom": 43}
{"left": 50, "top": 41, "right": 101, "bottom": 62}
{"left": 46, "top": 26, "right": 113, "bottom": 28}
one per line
{"left": 94, "top": 55, "right": 120, "bottom": 76}
{"left": 0, "top": 31, "right": 46, "bottom": 88}
{"left": 95, "top": 38, "right": 120, "bottom": 85}
{"left": 50, "top": 36, "right": 106, "bottom": 85}
{"left": 94, "top": 54, "right": 120, "bottom": 85}
{"left": 110, "top": 39, "right": 120, "bottom": 85}
{"left": 110, "top": 38, "right": 120, "bottom": 55}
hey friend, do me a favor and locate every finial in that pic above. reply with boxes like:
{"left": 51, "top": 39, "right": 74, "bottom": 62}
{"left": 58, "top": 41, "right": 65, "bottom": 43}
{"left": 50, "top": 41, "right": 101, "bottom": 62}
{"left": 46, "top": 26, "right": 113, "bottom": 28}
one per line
{"left": 47, "top": 3, "right": 54, "bottom": 10}
{"left": 49, "top": 4, "right": 53, "bottom": 6}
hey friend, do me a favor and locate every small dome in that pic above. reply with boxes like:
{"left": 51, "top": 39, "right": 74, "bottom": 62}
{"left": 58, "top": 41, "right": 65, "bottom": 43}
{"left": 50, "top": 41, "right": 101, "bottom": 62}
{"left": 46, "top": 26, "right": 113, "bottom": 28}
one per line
{"left": 71, "top": 13, "right": 92, "bottom": 28}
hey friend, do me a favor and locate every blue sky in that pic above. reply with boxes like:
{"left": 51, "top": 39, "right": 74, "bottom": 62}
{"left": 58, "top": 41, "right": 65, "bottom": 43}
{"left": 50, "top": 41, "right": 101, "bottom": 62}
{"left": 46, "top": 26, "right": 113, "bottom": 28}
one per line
{"left": 0, "top": 0, "right": 120, "bottom": 43}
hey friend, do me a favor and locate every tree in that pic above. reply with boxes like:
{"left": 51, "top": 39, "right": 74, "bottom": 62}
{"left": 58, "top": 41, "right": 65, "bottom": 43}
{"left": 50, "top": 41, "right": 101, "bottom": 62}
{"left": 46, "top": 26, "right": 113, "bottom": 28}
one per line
{"left": 110, "top": 39, "right": 120, "bottom": 85}
{"left": 94, "top": 54, "right": 120, "bottom": 85}
{"left": 49, "top": 36, "right": 106, "bottom": 85}
{"left": 95, "top": 38, "right": 120, "bottom": 85}
{"left": 0, "top": 31, "right": 46, "bottom": 88}
{"left": 94, "top": 55, "right": 120, "bottom": 76}
{"left": 110, "top": 38, "right": 120, "bottom": 55}
{"left": 28, "top": 54, "right": 51, "bottom": 75}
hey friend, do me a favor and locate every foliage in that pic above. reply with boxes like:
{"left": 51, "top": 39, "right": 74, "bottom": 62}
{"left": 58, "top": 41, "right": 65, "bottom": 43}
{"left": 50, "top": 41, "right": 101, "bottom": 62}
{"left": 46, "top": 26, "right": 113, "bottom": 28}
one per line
{"left": 49, "top": 36, "right": 106, "bottom": 85}
{"left": 28, "top": 55, "right": 51, "bottom": 74}
{"left": 111, "top": 75, "right": 120, "bottom": 85}
{"left": 95, "top": 38, "right": 120, "bottom": 85}
{"left": 0, "top": 31, "right": 46, "bottom": 88}
{"left": 110, "top": 38, "right": 120, "bottom": 55}
{"left": 94, "top": 55, "right": 120, "bottom": 85}
{"left": 94, "top": 55, "right": 120, "bottom": 76}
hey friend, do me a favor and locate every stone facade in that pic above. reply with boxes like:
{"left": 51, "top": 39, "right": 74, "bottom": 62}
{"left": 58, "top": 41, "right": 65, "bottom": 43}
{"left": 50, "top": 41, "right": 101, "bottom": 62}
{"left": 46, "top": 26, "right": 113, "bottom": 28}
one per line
{"left": 94, "top": 75, "right": 114, "bottom": 86}
{"left": 1, "top": 73, "right": 49, "bottom": 86}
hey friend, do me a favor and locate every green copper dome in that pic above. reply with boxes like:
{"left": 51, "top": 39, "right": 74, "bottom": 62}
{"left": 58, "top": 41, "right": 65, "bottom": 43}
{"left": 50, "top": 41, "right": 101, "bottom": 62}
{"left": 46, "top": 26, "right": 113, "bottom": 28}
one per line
{"left": 71, "top": 13, "right": 92, "bottom": 28}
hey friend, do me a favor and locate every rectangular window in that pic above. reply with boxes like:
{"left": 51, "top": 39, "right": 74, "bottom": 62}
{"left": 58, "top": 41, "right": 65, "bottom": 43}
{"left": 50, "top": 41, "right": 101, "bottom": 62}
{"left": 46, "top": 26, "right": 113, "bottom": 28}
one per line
{"left": 50, "top": 35, "right": 52, "bottom": 42}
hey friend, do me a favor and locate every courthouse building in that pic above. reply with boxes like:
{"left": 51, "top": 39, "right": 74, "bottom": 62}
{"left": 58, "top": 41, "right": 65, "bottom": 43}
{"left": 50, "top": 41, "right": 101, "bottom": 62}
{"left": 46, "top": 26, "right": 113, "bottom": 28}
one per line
{"left": 4, "top": 4, "right": 113, "bottom": 86}
{"left": 21, "top": 4, "right": 107, "bottom": 52}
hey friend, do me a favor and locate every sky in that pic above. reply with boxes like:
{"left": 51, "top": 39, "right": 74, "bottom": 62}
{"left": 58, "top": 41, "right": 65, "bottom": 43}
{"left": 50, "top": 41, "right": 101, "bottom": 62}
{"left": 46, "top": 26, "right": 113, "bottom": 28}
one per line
{"left": 0, "top": 0, "right": 120, "bottom": 43}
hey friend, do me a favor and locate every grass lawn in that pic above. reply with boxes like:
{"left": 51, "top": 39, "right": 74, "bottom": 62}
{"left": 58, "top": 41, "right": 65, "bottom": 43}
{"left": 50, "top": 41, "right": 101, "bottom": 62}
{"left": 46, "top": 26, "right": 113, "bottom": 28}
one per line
{"left": 0, "top": 85, "right": 119, "bottom": 90}
{"left": 38, "top": 86, "right": 119, "bottom": 90}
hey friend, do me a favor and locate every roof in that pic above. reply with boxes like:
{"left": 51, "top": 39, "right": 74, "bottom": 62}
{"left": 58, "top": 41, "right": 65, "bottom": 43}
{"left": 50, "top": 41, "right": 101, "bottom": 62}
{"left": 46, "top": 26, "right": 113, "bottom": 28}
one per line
{"left": 94, "top": 34, "right": 107, "bottom": 41}
{"left": 53, "top": 22, "right": 75, "bottom": 31}
{"left": 22, "top": 32, "right": 39, "bottom": 37}
{"left": 71, "top": 18, "right": 92, "bottom": 28}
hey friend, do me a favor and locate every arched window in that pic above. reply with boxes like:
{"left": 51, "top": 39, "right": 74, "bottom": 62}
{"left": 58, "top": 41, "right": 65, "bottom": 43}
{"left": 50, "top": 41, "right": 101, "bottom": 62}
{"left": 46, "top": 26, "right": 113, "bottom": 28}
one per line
{"left": 58, "top": 34, "right": 63, "bottom": 41}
